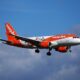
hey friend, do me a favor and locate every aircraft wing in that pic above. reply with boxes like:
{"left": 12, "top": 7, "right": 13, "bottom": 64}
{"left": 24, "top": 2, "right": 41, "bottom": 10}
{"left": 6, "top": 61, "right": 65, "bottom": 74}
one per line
{"left": 10, "top": 34, "right": 40, "bottom": 47}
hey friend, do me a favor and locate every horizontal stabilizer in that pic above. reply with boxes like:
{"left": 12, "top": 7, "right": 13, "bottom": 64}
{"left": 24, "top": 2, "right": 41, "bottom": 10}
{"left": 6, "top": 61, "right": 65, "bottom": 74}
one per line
{"left": 0, "top": 38, "right": 12, "bottom": 44}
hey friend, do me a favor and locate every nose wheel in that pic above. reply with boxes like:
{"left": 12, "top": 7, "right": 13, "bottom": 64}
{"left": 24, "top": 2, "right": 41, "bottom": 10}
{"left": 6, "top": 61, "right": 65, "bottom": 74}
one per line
{"left": 69, "top": 49, "right": 72, "bottom": 52}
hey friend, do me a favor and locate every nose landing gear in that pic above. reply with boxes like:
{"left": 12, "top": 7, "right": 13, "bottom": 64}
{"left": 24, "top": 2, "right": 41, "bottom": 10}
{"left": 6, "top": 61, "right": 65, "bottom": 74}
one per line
{"left": 69, "top": 49, "right": 72, "bottom": 52}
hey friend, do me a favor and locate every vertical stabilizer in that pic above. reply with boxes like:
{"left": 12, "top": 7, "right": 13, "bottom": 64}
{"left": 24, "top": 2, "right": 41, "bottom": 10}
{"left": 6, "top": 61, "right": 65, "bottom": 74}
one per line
{"left": 5, "top": 23, "right": 20, "bottom": 44}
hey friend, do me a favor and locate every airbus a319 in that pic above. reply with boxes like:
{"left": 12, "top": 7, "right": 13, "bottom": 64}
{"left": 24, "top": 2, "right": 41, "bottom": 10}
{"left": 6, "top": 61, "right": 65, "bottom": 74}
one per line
{"left": 0, "top": 23, "right": 80, "bottom": 56}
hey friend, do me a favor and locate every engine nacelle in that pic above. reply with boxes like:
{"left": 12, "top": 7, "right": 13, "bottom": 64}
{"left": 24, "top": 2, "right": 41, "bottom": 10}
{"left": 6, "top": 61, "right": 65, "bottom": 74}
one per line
{"left": 55, "top": 46, "right": 68, "bottom": 52}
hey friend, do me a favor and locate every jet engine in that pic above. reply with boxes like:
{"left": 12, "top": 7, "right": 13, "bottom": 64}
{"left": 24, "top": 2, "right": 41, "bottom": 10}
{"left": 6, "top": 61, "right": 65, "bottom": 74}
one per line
{"left": 55, "top": 46, "right": 68, "bottom": 52}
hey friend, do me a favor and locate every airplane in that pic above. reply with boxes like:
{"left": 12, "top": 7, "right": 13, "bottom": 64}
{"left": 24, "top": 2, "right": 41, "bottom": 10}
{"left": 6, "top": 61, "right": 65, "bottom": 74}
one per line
{"left": 0, "top": 23, "right": 80, "bottom": 56}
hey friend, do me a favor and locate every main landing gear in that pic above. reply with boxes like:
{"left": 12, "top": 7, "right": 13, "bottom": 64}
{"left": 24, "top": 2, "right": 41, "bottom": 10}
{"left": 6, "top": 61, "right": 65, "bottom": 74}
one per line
{"left": 46, "top": 48, "right": 52, "bottom": 56}
{"left": 35, "top": 47, "right": 52, "bottom": 56}
{"left": 35, "top": 49, "right": 40, "bottom": 53}
{"left": 46, "top": 51, "right": 51, "bottom": 56}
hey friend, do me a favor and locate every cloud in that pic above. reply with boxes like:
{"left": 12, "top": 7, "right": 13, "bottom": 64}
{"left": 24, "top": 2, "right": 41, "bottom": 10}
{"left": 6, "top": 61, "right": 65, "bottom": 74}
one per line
{"left": 0, "top": 43, "right": 80, "bottom": 80}
{"left": 46, "top": 65, "right": 80, "bottom": 80}
{"left": 0, "top": 44, "right": 43, "bottom": 79}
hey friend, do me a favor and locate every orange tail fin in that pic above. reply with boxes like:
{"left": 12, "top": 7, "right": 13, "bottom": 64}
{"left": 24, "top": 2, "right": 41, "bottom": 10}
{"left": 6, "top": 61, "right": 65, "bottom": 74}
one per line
{"left": 5, "top": 23, "right": 20, "bottom": 43}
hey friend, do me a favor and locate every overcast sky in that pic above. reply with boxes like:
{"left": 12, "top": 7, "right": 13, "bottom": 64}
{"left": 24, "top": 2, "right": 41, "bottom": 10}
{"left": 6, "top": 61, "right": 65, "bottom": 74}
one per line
{"left": 0, "top": 0, "right": 80, "bottom": 80}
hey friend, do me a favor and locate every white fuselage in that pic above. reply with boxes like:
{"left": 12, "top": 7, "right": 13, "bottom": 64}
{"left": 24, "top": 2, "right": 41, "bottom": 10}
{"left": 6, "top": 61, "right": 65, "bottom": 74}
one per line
{"left": 50, "top": 37, "right": 80, "bottom": 47}
{"left": 19, "top": 35, "right": 80, "bottom": 49}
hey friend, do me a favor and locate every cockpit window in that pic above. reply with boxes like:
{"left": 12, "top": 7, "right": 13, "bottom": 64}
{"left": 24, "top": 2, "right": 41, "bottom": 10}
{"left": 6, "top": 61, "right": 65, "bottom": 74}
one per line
{"left": 73, "top": 36, "right": 79, "bottom": 38}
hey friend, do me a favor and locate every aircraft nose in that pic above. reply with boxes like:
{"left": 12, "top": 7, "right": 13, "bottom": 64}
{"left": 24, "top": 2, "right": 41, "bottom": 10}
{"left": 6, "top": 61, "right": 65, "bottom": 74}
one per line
{"left": 73, "top": 38, "right": 80, "bottom": 44}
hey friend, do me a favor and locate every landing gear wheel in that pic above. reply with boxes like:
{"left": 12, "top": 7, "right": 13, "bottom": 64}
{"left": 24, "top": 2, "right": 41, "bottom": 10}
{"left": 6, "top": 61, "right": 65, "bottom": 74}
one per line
{"left": 35, "top": 49, "right": 40, "bottom": 53}
{"left": 69, "top": 50, "right": 72, "bottom": 53}
{"left": 47, "top": 52, "right": 51, "bottom": 56}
